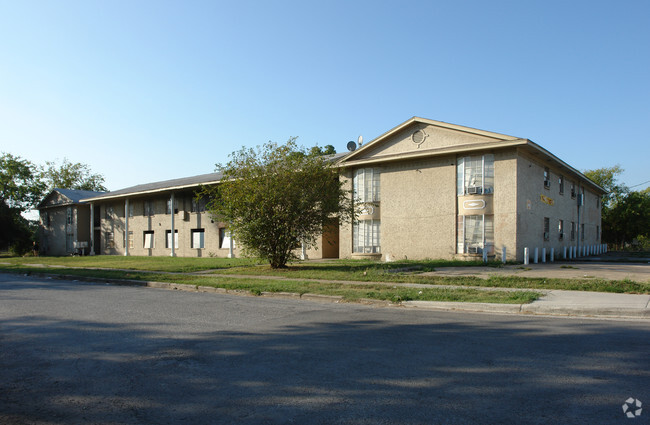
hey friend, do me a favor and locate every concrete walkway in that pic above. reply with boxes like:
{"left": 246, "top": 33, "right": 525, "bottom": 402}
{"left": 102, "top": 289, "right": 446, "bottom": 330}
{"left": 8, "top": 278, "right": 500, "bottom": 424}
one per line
{"left": 3, "top": 260, "right": 649, "bottom": 320}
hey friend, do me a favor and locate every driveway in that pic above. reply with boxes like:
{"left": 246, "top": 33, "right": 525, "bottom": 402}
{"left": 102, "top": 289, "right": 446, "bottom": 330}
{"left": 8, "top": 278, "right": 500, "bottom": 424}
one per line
{"left": 1, "top": 273, "right": 649, "bottom": 424}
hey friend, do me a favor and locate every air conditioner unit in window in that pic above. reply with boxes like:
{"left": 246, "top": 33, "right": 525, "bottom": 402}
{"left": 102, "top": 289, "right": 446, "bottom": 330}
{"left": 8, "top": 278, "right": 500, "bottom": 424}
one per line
{"left": 544, "top": 180, "right": 551, "bottom": 188}
{"left": 467, "top": 187, "right": 481, "bottom": 195}
{"left": 467, "top": 246, "right": 480, "bottom": 254}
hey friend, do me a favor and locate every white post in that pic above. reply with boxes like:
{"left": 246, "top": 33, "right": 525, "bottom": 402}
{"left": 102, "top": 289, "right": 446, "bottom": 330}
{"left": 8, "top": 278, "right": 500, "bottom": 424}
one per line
{"left": 534, "top": 247, "right": 539, "bottom": 264}
{"left": 541, "top": 248, "right": 546, "bottom": 263}
{"left": 524, "top": 247, "right": 529, "bottom": 265}
{"left": 550, "top": 248, "right": 554, "bottom": 262}
{"left": 89, "top": 203, "right": 95, "bottom": 255}
{"left": 124, "top": 199, "right": 129, "bottom": 257}
{"left": 170, "top": 193, "right": 176, "bottom": 257}
{"left": 228, "top": 230, "right": 234, "bottom": 258}
{"left": 502, "top": 246, "right": 507, "bottom": 264}
{"left": 301, "top": 241, "right": 308, "bottom": 260}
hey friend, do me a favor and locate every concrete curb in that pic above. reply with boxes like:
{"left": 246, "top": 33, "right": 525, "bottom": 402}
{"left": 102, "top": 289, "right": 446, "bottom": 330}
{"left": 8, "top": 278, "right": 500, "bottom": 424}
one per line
{"left": 13, "top": 271, "right": 650, "bottom": 320}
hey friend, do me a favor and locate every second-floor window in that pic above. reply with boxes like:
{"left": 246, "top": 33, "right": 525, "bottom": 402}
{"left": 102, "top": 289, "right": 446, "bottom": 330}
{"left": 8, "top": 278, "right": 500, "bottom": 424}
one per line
{"left": 457, "top": 154, "right": 494, "bottom": 195}
{"left": 353, "top": 168, "right": 380, "bottom": 203}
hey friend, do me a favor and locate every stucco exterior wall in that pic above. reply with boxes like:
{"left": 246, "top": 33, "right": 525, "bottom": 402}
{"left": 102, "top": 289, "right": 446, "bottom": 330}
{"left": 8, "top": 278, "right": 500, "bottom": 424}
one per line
{"left": 515, "top": 150, "right": 601, "bottom": 261}
{"left": 492, "top": 150, "right": 518, "bottom": 260}
{"left": 380, "top": 157, "right": 457, "bottom": 260}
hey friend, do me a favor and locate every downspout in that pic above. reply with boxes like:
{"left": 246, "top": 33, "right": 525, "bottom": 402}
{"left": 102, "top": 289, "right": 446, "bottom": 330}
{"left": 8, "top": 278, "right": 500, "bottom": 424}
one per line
{"left": 90, "top": 202, "right": 95, "bottom": 256}
{"left": 124, "top": 198, "right": 129, "bottom": 256}
{"left": 170, "top": 192, "right": 176, "bottom": 257}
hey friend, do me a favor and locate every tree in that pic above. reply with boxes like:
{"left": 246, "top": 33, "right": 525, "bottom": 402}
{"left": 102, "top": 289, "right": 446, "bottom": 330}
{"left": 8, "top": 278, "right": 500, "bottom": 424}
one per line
{"left": 583, "top": 165, "right": 627, "bottom": 210}
{"left": 41, "top": 158, "right": 107, "bottom": 192}
{"left": 584, "top": 165, "right": 650, "bottom": 248}
{"left": 309, "top": 145, "right": 337, "bottom": 156}
{"left": 201, "top": 139, "right": 354, "bottom": 268}
{"left": 0, "top": 153, "right": 45, "bottom": 252}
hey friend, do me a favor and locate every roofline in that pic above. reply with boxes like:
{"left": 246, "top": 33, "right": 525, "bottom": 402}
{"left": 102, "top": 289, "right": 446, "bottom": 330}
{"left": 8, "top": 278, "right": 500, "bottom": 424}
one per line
{"left": 340, "top": 138, "right": 606, "bottom": 194}
{"left": 343, "top": 116, "right": 521, "bottom": 162}
{"left": 81, "top": 178, "right": 222, "bottom": 202}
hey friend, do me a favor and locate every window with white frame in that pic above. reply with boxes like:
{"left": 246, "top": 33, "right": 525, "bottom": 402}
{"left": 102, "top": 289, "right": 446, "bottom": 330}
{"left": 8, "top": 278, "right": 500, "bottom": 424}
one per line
{"left": 166, "top": 198, "right": 178, "bottom": 215}
{"left": 543, "top": 168, "right": 551, "bottom": 189}
{"left": 559, "top": 175, "right": 565, "bottom": 195}
{"left": 165, "top": 230, "right": 179, "bottom": 248}
{"left": 106, "top": 232, "right": 115, "bottom": 249}
{"left": 125, "top": 231, "right": 134, "bottom": 249}
{"left": 143, "top": 231, "right": 154, "bottom": 249}
{"left": 191, "top": 229, "right": 205, "bottom": 249}
{"left": 457, "top": 215, "right": 494, "bottom": 254}
{"left": 353, "top": 168, "right": 380, "bottom": 203}
{"left": 456, "top": 154, "right": 494, "bottom": 196}
{"left": 558, "top": 220, "right": 564, "bottom": 240}
{"left": 353, "top": 219, "right": 381, "bottom": 254}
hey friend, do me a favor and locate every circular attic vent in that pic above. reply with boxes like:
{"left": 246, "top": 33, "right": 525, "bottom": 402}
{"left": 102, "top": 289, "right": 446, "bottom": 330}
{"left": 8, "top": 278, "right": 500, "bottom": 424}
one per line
{"left": 411, "top": 129, "right": 427, "bottom": 147}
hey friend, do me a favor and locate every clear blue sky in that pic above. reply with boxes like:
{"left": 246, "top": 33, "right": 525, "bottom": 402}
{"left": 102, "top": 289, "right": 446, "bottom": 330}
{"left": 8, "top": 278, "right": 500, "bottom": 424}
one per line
{"left": 1, "top": 0, "right": 649, "bottom": 192}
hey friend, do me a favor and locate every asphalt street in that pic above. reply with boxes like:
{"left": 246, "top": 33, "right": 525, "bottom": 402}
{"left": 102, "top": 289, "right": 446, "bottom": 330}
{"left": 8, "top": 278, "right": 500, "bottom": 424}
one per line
{"left": 1, "top": 273, "right": 649, "bottom": 424}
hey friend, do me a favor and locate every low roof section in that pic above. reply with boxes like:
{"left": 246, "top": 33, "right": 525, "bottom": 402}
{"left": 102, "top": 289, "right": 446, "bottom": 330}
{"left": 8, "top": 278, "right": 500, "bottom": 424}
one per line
{"left": 80, "top": 172, "right": 223, "bottom": 203}
{"left": 336, "top": 116, "right": 607, "bottom": 195}
{"left": 38, "top": 188, "right": 107, "bottom": 210}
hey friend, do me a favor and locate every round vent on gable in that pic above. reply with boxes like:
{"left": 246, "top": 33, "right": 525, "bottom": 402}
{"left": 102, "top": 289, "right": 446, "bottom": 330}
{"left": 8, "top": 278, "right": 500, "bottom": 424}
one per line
{"left": 411, "top": 129, "right": 427, "bottom": 147}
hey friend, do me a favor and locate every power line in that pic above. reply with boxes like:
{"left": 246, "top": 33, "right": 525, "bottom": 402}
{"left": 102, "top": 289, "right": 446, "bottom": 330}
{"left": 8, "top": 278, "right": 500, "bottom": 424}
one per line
{"left": 629, "top": 180, "right": 650, "bottom": 188}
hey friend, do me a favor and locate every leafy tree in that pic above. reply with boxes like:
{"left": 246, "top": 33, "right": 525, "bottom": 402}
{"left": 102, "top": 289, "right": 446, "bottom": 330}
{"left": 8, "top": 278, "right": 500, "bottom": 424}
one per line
{"left": 0, "top": 153, "right": 45, "bottom": 252}
{"left": 584, "top": 165, "right": 649, "bottom": 248}
{"left": 41, "top": 158, "right": 107, "bottom": 192}
{"left": 584, "top": 165, "right": 627, "bottom": 210}
{"left": 604, "top": 190, "right": 650, "bottom": 248}
{"left": 310, "top": 145, "right": 337, "bottom": 156}
{"left": 201, "top": 138, "right": 354, "bottom": 268}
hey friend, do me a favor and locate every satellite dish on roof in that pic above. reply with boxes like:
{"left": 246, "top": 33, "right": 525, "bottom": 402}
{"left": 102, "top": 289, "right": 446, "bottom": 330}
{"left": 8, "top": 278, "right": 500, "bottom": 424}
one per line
{"left": 358, "top": 135, "right": 363, "bottom": 146}
{"left": 347, "top": 141, "right": 357, "bottom": 152}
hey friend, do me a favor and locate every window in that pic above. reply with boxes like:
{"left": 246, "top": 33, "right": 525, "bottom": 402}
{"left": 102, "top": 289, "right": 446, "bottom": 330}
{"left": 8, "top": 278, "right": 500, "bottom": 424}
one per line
{"left": 166, "top": 198, "right": 178, "bottom": 215}
{"left": 66, "top": 207, "right": 73, "bottom": 225}
{"left": 543, "top": 217, "right": 550, "bottom": 241}
{"left": 353, "top": 219, "right": 381, "bottom": 254}
{"left": 219, "top": 228, "right": 234, "bottom": 249}
{"left": 457, "top": 154, "right": 494, "bottom": 195}
{"left": 457, "top": 215, "right": 494, "bottom": 254}
{"left": 581, "top": 224, "right": 585, "bottom": 241}
{"left": 570, "top": 182, "right": 576, "bottom": 199}
{"left": 191, "top": 229, "right": 205, "bottom": 249}
{"left": 191, "top": 198, "right": 206, "bottom": 213}
{"left": 106, "top": 232, "right": 115, "bottom": 249}
{"left": 143, "top": 231, "right": 154, "bottom": 249}
{"left": 144, "top": 201, "right": 155, "bottom": 216}
{"left": 128, "top": 203, "right": 134, "bottom": 218}
{"left": 543, "top": 168, "right": 551, "bottom": 189}
{"left": 559, "top": 175, "right": 564, "bottom": 195}
{"left": 570, "top": 222, "right": 576, "bottom": 241}
{"left": 126, "top": 231, "right": 134, "bottom": 249}
{"left": 558, "top": 220, "right": 564, "bottom": 240}
{"left": 353, "top": 168, "right": 380, "bottom": 202}
{"left": 165, "top": 230, "right": 179, "bottom": 248}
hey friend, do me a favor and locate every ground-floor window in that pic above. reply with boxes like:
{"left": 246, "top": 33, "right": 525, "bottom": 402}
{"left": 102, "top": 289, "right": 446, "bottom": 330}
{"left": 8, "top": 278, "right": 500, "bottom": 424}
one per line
{"left": 106, "top": 232, "right": 115, "bottom": 249}
{"left": 353, "top": 220, "right": 380, "bottom": 254}
{"left": 125, "top": 231, "right": 134, "bottom": 249}
{"left": 165, "top": 230, "right": 179, "bottom": 248}
{"left": 191, "top": 229, "right": 205, "bottom": 249}
{"left": 219, "top": 228, "right": 234, "bottom": 249}
{"left": 457, "top": 215, "right": 494, "bottom": 254}
{"left": 143, "top": 231, "right": 154, "bottom": 249}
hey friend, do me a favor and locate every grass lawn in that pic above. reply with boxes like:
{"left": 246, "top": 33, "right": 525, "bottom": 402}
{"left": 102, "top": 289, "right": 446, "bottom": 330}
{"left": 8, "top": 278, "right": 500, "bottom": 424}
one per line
{"left": 0, "top": 262, "right": 539, "bottom": 304}
{"left": 1, "top": 255, "right": 648, "bottom": 295}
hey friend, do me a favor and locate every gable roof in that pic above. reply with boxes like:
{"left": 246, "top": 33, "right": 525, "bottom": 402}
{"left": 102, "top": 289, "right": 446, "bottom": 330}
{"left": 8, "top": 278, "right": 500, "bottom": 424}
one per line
{"left": 337, "top": 116, "right": 606, "bottom": 195}
{"left": 81, "top": 172, "right": 223, "bottom": 202}
{"left": 37, "top": 188, "right": 106, "bottom": 209}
